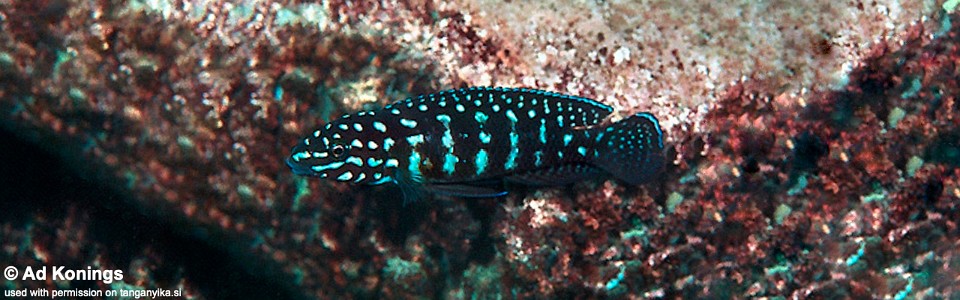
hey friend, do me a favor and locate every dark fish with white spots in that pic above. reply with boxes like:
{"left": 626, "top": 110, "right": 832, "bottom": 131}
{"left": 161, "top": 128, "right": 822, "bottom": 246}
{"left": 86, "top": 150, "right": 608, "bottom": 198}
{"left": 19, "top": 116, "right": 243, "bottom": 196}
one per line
{"left": 287, "top": 87, "right": 664, "bottom": 200}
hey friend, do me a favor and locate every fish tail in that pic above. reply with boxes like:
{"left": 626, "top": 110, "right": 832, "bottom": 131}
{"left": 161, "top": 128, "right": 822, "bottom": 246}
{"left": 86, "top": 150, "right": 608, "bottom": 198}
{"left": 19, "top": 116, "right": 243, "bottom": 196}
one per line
{"left": 590, "top": 112, "right": 665, "bottom": 185}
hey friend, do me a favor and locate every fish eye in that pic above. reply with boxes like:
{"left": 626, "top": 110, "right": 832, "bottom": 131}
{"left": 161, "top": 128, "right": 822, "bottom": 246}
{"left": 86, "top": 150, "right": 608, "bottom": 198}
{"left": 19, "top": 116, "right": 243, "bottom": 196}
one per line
{"left": 331, "top": 144, "right": 346, "bottom": 157}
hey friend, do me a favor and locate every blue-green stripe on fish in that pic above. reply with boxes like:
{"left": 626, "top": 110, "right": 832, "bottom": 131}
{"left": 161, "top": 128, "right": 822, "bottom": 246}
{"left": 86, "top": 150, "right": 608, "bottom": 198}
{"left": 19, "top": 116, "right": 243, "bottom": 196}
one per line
{"left": 287, "top": 87, "right": 664, "bottom": 200}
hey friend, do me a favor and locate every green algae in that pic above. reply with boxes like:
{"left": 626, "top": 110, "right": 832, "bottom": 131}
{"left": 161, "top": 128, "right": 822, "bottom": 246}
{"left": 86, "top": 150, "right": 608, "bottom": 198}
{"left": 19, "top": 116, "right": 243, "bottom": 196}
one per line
{"left": 774, "top": 204, "right": 792, "bottom": 225}
{"left": 666, "top": 192, "right": 684, "bottom": 213}
{"left": 905, "top": 156, "right": 924, "bottom": 178}
{"left": 887, "top": 107, "right": 906, "bottom": 128}
{"left": 291, "top": 177, "right": 310, "bottom": 212}
{"left": 461, "top": 264, "right": 503, "bottom": 300}
{"left": 383, "top": 256, "right": 423, "bottom": 281}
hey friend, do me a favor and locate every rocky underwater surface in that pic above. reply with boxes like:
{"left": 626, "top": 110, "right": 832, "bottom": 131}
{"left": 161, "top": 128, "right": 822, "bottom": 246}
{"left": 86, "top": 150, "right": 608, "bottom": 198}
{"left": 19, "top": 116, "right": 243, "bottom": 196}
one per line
{"left": 1, "top": 0, "right": 959, "bottom": 299}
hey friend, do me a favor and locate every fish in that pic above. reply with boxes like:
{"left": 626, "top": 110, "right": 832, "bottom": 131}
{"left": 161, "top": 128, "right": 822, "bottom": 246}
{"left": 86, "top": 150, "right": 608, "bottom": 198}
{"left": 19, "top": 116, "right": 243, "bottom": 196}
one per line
{"left": 286, "top": 87, "right": 664, "bottom": 200}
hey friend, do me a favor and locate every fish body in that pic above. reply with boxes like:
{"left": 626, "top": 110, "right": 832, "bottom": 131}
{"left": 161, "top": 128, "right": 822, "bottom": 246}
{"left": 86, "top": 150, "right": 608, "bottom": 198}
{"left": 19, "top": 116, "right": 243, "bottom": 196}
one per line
{"left": 287, "top": 87, "right": 663, "bottom": 199}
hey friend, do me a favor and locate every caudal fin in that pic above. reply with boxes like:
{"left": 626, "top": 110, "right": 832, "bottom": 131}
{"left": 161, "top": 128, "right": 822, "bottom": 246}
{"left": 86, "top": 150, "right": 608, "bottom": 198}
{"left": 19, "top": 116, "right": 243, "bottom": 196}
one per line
{"left": 591, "top": 112, "right": 664, "bottom": 185}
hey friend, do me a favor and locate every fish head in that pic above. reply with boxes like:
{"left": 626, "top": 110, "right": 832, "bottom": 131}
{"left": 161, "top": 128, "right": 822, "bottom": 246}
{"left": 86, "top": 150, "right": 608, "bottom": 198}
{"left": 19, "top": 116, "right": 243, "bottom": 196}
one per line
{"left": 286, "top": 114, "right": 388, "bottom": 184}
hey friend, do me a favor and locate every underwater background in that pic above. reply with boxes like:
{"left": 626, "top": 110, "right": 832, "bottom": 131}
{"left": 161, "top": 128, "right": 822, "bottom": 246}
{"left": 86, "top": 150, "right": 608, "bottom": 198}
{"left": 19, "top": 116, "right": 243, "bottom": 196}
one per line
{"left": 1, "top": 0, "right": 959, "bottom": 298}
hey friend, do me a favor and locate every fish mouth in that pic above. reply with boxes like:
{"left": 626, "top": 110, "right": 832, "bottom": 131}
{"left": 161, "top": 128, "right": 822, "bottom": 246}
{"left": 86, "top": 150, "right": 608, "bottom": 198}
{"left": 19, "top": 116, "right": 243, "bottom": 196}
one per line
{"left": 286, "top": 141, "right": 315, "bottom": 176}
{"left": 286, "top": 152, "right": 316, "bottom": 176}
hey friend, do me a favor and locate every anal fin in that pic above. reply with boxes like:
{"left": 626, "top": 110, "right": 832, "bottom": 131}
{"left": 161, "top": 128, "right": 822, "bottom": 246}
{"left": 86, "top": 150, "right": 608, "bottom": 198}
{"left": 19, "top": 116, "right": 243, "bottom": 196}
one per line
{"left": 506, "top": 164, "right": 600, "bottom": 186}
{"left": 422, "top": 182, "right": 508, "bottom": 198}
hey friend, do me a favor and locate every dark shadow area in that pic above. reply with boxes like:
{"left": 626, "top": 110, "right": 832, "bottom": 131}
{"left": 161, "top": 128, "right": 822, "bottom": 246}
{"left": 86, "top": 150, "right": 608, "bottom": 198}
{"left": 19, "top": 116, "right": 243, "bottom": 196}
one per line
{"left": 0, "top": 127, "right": 305, "bottom": 300}
{"left": 464, "top": 199, "right": 498, "bottom": 265}
{"left": 791, "top": 131, "right": 828, "bottom": 173}
{"left": 371, "top": 185, "right": 432, "bottom": 246}
{"left": 926, "top": 130, "right": 960, "bottom": 168}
